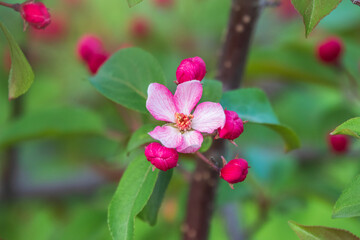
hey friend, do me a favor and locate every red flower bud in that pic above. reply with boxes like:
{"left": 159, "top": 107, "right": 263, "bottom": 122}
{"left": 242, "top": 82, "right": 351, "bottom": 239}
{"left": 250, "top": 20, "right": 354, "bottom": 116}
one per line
{"left": 317, "top": 37, "right": 343, "bottom": 65}
{"left": 145, "top": 142, "right": 178, "bottom": 171}
{"left": 77, "top": 35, "right": 105, "bottom": 62}
{"left": 218, "top": 110, "right": 244, "bottom": 140}
{"left": 87, "top": 52, "right": 109, "bottom": 75}
{"left": 176, "top": 56, "right": 206, "bottom": 84}
{"left": 129, "top": 17, "right": 151, "bottom": 39}
{"left": 328, "top": 134, "right": 350, "bottom": 154}
{"left": 20, "top": 1, "right": 51, "bottom": 30}
{"left": 220, "top": 159, "right": 249, "bottom": 184}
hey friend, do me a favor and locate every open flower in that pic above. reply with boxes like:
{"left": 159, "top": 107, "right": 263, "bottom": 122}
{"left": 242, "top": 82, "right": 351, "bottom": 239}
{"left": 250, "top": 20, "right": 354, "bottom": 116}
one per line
{"left": 146, "top": 80, "right": 225, "bottom": 153}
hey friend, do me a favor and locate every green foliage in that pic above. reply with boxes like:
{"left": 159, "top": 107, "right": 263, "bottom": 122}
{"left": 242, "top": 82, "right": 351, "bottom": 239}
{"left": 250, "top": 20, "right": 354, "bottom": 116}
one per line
{"left": 0, "top": 21, "right": 34, "bottom": 99}
{"left": 127, "top": 0, "right": 143, "bottom": 7}
{"left": 333, "top": 175, "right": 360, "bottom": 218}
{"left": 0, "top": 107, "right": 106, "bottom": 148}
{"left": 288, "top": 220, "right": 360, "bottom": 240}
{"left": 247, "top": 43, "right": 338, "bottom": 87}
{"left": 331, "top": 117, "right": 360, "bottom": 138}
{"left": 138, "top": 169, "right": 173, "bottom": 225}
{"left": 200, "top": 79, "right": 223, "bottom": 103}
{"left": 126, "top": 124, "right": 157, "bottom": 153}
{"left": 199, "top": 136, "right": 213, "bottom": 152}
{"left": 290, "top": 0, "right": 342, "bottom": 37}
{"left": 108, "top": 155, "right": 159, "bottom": 240}
{"left": 221, "top": 88, "right": 300, "bottom": 152}
{"left": 90, "top": 48, "right": 166, "bottom": 113}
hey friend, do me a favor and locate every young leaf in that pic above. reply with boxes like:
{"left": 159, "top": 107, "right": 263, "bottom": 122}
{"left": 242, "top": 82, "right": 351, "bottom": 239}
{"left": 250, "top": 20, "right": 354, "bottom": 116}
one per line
{"left": 0, "top": 107, "right": 106, "bottom": 148}
{"left": 290, "top": 0, "right": 342, "bottom": 37}
{"left": 108, "top": 155, "right": 159, "bottom": 240}
{"left": 221, "top": 88, "right": 300, "bottom": 152}
{"left": 0, "top": 21, "right": 34, "bottom": 100}
{"left": 288, "top": 220, "right": 360, "bottom": 240}
{"left": 126, "top": 124, "right": 157, "bottom": 154}
{"left": 90, "top": 48, "right": 166, "bottom": 113}
{"left": 138, "top": 169, "right": 173, "bottom": 225}
{"left": 333, "top": 175, "right": 360, "bottom": 218}
{"left": 127, "top": 0, "right": 143, "bottom": 7}
{"left": 331, "top": 117, "right": 360, "bottom": 138}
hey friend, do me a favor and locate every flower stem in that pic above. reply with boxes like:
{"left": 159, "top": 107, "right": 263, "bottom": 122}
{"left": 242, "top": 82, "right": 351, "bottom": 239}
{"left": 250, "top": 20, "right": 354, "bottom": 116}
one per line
{"left": 0, "top": 1, "right": 20, "bottom": 11}
{"left": 195, "top": 152, "right": 220, "bottom": 172}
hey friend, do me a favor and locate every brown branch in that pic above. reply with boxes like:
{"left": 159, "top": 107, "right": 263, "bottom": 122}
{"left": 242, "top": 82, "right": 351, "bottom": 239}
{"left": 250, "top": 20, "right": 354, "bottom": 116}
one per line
{"left": 183, "top": 1, "right": 262, "bottom": 239}
{"left": 0, "top": 1, "right": 20, "bottom": 11}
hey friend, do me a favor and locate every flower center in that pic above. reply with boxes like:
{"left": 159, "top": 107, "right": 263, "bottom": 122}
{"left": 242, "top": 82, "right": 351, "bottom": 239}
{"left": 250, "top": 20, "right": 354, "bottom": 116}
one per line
{"left": 175, "top": 113, "right": 193, "bottom": 131}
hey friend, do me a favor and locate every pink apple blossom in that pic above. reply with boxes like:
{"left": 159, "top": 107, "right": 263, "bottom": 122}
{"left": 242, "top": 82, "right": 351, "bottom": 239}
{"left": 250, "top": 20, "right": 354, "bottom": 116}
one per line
{"left": 218, "top": 110, "right": 244, "bottom": 140}
{"left": 146, "top": 80, "right": 225, "bottom": 153}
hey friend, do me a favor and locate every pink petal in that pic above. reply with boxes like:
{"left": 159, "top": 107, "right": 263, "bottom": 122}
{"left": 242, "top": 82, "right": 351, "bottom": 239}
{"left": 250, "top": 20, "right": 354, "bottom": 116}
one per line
{"left": 146, "top": 83, "right": 177, "bottom": 122}
{"left": 174, "top": 80, "right": 202, "bottom": 115}
{"left": 176, "top": 130, "right": 203, "bottom": 153}
{"left": 149, "top": 125, "right": 183, "bottom": 148}
{"left": 192, "top": 102, "right": 226, "bottom": 133}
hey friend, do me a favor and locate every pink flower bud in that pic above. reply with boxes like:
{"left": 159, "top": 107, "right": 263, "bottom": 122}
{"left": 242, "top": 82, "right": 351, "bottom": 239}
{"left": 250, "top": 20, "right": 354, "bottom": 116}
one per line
{"left": 145, "top": 142, "right": 178, "bottom": 171}
{"left": 317, "top": 37, "right": 343, "bottom": 65}
{"left": 129, "top": 17, "right": 151, "bottom": 39}
{"left": 220, "top": 159, "right": 249, "bottom": 184}
{"left": 77, "top": 35, "right": 105, "bottom": 62}
{"left": 176, "top": 57, "right": 206, "bottom": 84}
{"left": 87, "top": 52, "right": 109, "bottom": 75}
{"left": 218, "top": 110, "right": 244, "bottom": 140}
{"left": 328, "top": 134, "right": 350, "bottom": 154}
{"left": 20, "top": 1, "right": 51, "bottom": 30}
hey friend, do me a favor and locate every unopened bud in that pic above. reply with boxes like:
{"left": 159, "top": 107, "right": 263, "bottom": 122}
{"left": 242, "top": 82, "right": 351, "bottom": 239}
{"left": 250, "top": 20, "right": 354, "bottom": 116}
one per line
{"left": 328, "top": 134, "right": 350, "bottom": 154}
{"left": 20, "top": 1, "right": 51, "bottom": 30}
{"left": 77, "top": 35, "right": 105, "bottom": 62}
{"left": 145, "top": 142, "right": 179, "bottom": 171}
{"left": 87, "top": 52, "right": 109, "bottom": 75}
{"left": 218, "top": 110, "right": 244, "bottom": 140}
{"left": 317, "top": 37, "right": 343, "bottom": 65}
{"left": 220, "top": 159, "right": 249, "bottom": 184}
{"left": 176, "top": 56, "right": 206, "bottom": 84}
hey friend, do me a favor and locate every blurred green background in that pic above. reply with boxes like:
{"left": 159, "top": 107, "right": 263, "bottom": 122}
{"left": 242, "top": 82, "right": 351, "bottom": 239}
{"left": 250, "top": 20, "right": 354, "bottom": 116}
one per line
{"left": 1, "top": 0, "right": 360, "bottom": 239}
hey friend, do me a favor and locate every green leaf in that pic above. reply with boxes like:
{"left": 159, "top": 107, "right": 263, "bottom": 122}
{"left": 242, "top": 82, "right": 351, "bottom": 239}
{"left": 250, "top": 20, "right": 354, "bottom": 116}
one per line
{"left": 199, "top": 136, "right": 213, "bottom": 153}
{"left": 126, "top": 124, "right": 157, "bottom": 153}
{"left": 200, "top": 79, "right": 223, "bottom": 103}
{"left": 90, "top": 48, "right": 166, "bottom": 113}
{"left": 0, "top": 21, "right": 34, "bottom": 99}
{"left": 108, "top": 155, "right": 159, "bottom": 240}
{"left": 221, "top": 88, "right": 300, "bottom": 152}
{"left": 0, "top": 107, "right": 106, "bottom": 148}
{"left": 331, "top": 117, "right": 360, "bottom": 138}
{"left": 333, "top": 175, "right": 360, "bottom": 218}
{"left": 127, "top": 0, "right": 143, "bottom": 7}
{"left": 138, "top": 169, "right": 173, "bottom": 225}
{"left": 291, "top": 0, "right": 342, "bottom": 37}
{"left": 288, "top": 220, "right": 360, "bottom": 240}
